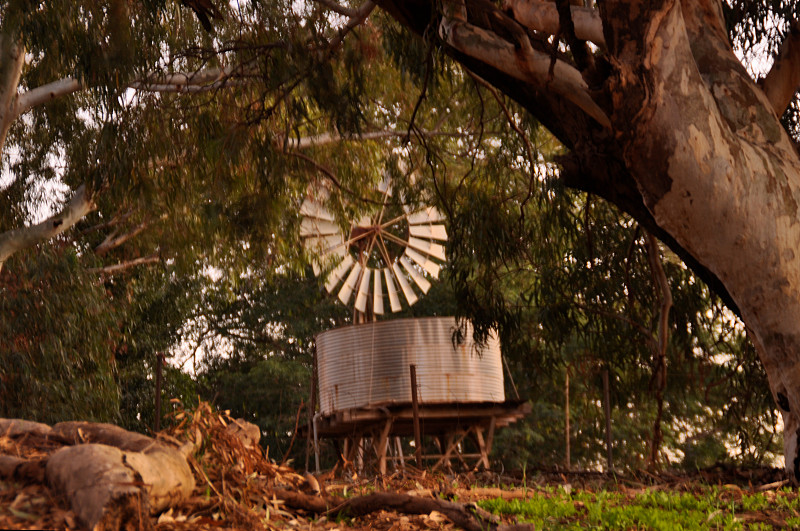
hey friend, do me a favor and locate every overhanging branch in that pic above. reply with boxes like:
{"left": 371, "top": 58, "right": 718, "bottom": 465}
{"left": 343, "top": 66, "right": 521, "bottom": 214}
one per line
{"left": 438, "top": 15, "right": 610, "bottom": 128}
{"left": 0, "top": 184, "right": 95, "bottom": 273}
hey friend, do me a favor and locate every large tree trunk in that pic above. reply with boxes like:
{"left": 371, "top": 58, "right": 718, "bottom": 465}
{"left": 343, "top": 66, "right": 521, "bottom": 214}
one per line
{"left": 602, "top": 0, "right": 800, "bottom": 481}
{"left": 374, "top": 0, "right": 800, "bottom": 479}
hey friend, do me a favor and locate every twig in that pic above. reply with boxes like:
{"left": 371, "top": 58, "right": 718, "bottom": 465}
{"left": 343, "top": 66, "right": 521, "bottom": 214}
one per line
{"left": 281, "top": 400, "right": 305, "bottom": 466}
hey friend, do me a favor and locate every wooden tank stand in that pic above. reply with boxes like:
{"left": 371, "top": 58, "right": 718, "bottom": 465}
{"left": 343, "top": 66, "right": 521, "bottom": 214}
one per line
{"left": 311, "top": 400, "right": 530, "bottom": 475}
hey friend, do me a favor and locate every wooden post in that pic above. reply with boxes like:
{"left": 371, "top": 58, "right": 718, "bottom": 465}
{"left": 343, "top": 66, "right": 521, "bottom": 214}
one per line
{"left": 564, "top": 371, "right": 570, "bottom": 471}
{"left": 603, "top": 368, "right": 614, "bottom": 472}
{"left": 410, "top": 364, "right": 422, "bottom": 467}
{"left": 154, "top": 353, "right": 164, "bottom": 433}
{"left": 375, "top": 419, "right": 393, "bottom": 475}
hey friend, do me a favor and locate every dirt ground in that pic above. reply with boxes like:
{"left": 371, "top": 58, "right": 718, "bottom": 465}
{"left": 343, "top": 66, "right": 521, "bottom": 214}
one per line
{"left": 0, "top": 404, "right": 793, "bottom": 530}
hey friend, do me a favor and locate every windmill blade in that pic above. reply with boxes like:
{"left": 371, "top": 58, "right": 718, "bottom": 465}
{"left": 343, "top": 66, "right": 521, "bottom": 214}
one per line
{"left": 383, "top": 267, "right": 402, "bottom": 312}
{"left": 391, "top": 263, "right": 418, "bottom": 306}
{"left": 325, "top": 254, "right": 354, "bottom": 294}
{"left": 354, "top": 214, "right": 372, "bottom": 228}
{"left": 300, "top": 218, "right": 340, "bottom": 237}
{"left": 405, "top": 248, "right": 441, "bottom": 279}
{"left": 400, "top": 256, "right": 431, "bottom": 294}
{"left": 373, "top": 269, "right": 385, "bottom": 315}
{"left": 305, "top": 235, "right": 346, "bottom": 277}
{"left": 377, "top": 177, "right": 393, "bottom": 196}
{"left": 354, "top": 268, "right": 372, "bottom": 313}
{"left": 406, "top": 206, "right": 445, "bottom": 225}
{"left": 409, "top": 224, "right": 448, "bottom": 241}
{"left": 407, "top": 237, "right": 446, "bottom": 261}
{"left": 300, "top": 199, "right": 334, "bottom": 221}
{"left": 305, "top": 234, "right": 346, "bottom": 256}
{"left": 338, "top": 262, "right": 363, "bottom": 305}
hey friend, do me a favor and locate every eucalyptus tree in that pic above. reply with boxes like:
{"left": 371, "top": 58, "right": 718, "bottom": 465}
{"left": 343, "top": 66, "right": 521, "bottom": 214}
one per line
{"left": 352, "top": 0, "right": 800, "bottom": 480}
{"left": 3, "top": 0, "right": 796, "bottom": 475}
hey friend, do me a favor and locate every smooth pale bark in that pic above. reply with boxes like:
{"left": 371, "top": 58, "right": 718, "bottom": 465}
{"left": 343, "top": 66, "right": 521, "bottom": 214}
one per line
{"left": 0, "top": 33, "right": 24, "bottom": 152}
{"left": 0, "top": 184, "right": 96, "bottom": 273}
{"left": 373, "top": 0, "right": 800, "bottom": 480}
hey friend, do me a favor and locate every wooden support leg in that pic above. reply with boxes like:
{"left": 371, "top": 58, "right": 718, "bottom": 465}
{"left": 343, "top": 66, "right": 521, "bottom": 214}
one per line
{"left": 485, "top": 417, "right": 496, "bottom": 460}
{"left": 474, "top": 427, "right": 489, "bottom": 470}
{"left": 372, "top": 419, "right": 393, "bottom": 476}
{"left": 433, "top": 431, "right": 467, "bottom": 471}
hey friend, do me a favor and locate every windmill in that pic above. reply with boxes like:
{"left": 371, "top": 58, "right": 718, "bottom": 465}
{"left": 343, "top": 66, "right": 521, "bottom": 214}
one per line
{"left": 299, "top": 178, "right": 527, "bottom": 476}
{"left": 300, "top": 180, "right": 447, "bottom": 321}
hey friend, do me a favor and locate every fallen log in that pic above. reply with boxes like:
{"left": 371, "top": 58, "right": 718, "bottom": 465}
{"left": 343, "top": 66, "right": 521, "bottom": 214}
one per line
{"left": 0, "top": 418, "right": 195, "bottom": 530}
{"left": 50, "top": 421, "right": 195, "bottom": 512}
{"left": 0, "top": 455, "right": 46, "bottom": 482}
{"left": 47, "top": 444, "right": 151, "bottom": 531}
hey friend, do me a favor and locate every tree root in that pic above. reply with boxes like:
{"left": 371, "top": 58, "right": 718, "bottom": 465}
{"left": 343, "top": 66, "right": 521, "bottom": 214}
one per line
{"left": 274, "top": 488, "right": 534, "bottom": 531}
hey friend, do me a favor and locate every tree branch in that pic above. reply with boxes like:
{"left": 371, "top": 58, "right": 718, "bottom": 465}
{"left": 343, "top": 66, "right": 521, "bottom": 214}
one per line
{"left": 13, "top": 78, "right": 83, "bottom": 119}
{"left": 762, "top": 20, "right": 800, "bottom": 116}
{"left": 286, "top": 128, "right": 474, "bottom": 149}
{"left": 0, "top": 184, "right": 95, "bottom": 273}
{"left": 438, "top": 15, "right": 610, "bottom": 128}
{"left": 503, "top": 0, "right": 605, "bottom": 47}
{"left": 274, "top": 489, "right": 528, "bottom": 531}
{"left": 13, "top": 66, "right": 247, "bottom": 125}
{"left": 329, "top": 1, "right": 376, "bottom": 51}
{"left": 94, "top": 220, "right": 149, "bottom": 255}
{"left": 287, "top": 130, "right": 402, "bottom": 149}
{"left": 88, "top": 253, "right": 161, "bottom": 275}
{"left": 312, "top": 0, "right": 359, "bottom": 18}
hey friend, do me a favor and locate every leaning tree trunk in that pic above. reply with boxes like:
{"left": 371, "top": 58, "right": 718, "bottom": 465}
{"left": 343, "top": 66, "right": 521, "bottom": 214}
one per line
{"left": 602, "top": 0, "right": 800, "bottom": 480}
{"left": 374, "top": 0, "right": 800, "bottom": 480}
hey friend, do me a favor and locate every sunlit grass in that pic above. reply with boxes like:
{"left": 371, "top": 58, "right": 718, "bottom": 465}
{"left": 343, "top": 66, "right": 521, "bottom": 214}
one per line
{"left": 478, "top": 485, "right": 800, "bottom": 530}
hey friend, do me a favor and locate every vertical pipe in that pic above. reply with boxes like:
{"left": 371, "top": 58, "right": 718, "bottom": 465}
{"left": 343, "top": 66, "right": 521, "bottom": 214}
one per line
{"left": 565, "top": 371, "right": 570, "bottom": 471}
{"left": 410, "top": 364, "right": 422, "bottom": 467}
{"left": 306, "top": 345, "right": 318, "bottom": 472}
{"left": 313, "top": 412, "right": 321, "bottom": 474}
{"left": 603, "top": 368, "right": 614, "bottom": 472}
{"left": 395, "top": 436, "right": 405, "bottom": 471}
{"left": 154, "top": 353, "right": 164, "bottom": 433}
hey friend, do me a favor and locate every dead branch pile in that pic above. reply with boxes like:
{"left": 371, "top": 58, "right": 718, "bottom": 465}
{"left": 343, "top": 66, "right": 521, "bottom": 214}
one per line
{"left": 0, "top": 402, "right": 531, "bottom": 530}
{"left": 159, "top": 400, "right": 527, "bottom": 530}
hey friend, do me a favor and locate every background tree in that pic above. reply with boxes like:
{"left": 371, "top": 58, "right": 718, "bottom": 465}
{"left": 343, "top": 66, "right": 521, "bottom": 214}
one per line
{"left": 0, "top": 0, "right": 792, "bottom": 475}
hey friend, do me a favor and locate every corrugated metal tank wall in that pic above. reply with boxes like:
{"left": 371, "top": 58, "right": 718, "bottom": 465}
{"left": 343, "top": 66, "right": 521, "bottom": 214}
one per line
{"left": 316, "top": 317, "right": 504, "bottom": 414}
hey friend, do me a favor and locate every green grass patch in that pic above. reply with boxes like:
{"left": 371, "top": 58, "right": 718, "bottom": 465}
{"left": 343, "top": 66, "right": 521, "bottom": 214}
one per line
{"left": 477, "top": 485, "right": 799, "bottom": 530}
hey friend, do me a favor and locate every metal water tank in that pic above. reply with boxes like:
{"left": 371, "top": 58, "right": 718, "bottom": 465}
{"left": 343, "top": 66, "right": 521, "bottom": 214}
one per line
{"left": 316, "top": 317, "right": 504, "bottom": 415}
